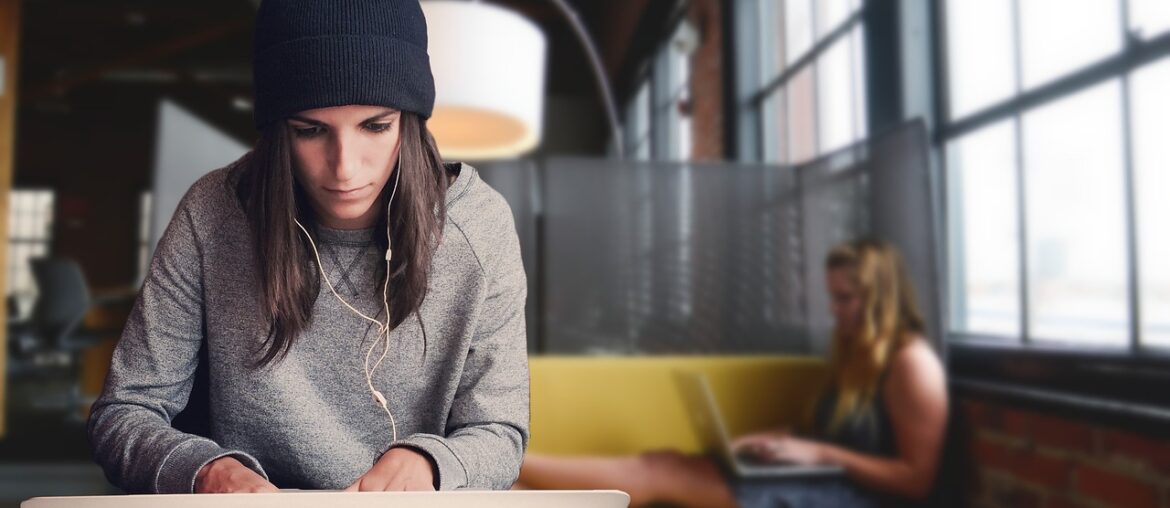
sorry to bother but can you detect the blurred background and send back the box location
[0,0,1168,507]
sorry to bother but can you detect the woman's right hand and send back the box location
[730,428,791,459]
[194,456,279,493]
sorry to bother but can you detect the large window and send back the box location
[6,189,55,315]
[1132,55,1170,347]
[943,0,1170,351]
[625,81,652,161]
[753,0,867,164]
[623,16,694,161]
[653,20,694,161]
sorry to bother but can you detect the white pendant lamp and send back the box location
[421,1,547,160]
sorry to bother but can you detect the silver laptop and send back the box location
[22,490,630,508]
[673,370,845,479]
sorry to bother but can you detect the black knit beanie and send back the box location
[251,0,436,130]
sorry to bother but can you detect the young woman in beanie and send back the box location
[87,0,529,494]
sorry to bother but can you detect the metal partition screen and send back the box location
[479,120,938,355]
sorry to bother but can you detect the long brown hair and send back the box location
[820,239,926,431]
[230,112,449,368]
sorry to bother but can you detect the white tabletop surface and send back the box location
[22,490,630,508]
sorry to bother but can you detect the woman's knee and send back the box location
[635,450,733,507]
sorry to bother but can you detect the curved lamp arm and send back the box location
[544,0,626,159]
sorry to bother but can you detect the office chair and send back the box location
[6,258,107,417]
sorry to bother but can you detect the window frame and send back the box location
[745,0,867,164]
[937,0,1170,419]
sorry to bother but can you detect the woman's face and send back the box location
[287,105,402,229]
[827,268,864,336]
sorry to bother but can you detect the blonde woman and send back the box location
[517,239,948,508]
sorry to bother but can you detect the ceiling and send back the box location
[16,0,646,143]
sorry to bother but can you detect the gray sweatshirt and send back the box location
[87,158,530,494]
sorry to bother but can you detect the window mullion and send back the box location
[1120,0,1142,354]
[1011,0,1030,346]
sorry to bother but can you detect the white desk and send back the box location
[23,490,629,507]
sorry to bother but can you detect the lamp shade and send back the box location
[421,1,547,160]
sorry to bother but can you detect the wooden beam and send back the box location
[0,0,23,439]
[27,18,247,101]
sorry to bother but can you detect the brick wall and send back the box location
[962,398,1170,508]
[686,0,724,161]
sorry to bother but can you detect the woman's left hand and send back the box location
[344,448,437,492]
[752,436,828,466]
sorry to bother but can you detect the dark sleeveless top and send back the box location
[810,370,915,508]
[811,372,897,458]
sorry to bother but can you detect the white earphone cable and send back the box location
[292,163,403,445]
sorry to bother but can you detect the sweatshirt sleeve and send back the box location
[86,188,268,494]
[392,204,531,490]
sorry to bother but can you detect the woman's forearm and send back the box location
[818,442,934,500]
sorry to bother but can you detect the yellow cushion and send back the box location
[528,355,828,456]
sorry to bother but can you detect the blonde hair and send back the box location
[818,239,926,432]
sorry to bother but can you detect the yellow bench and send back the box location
[528,356,828,456]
